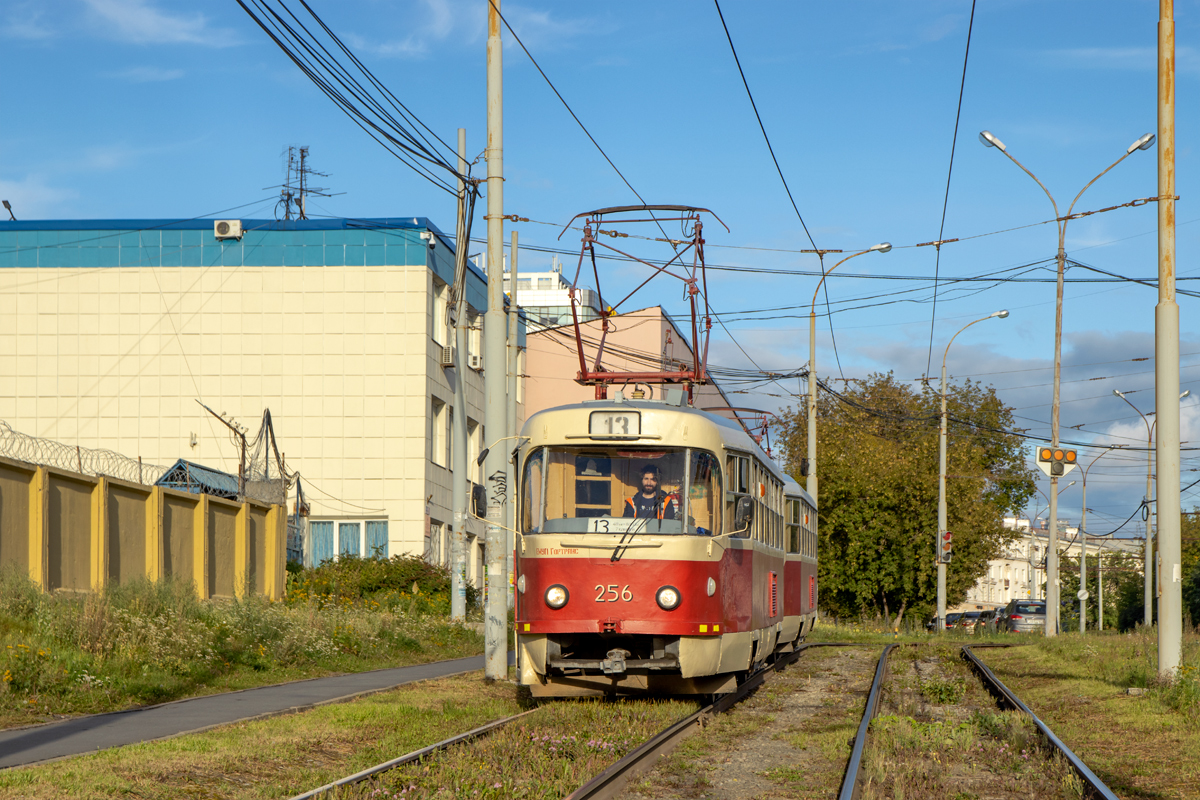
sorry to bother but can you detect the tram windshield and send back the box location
[522,447,722,536]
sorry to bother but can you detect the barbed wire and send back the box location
[0,418,290,505]
[0,420,168,486]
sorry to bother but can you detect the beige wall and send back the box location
[0,263,487,559]
[524,306,734,417]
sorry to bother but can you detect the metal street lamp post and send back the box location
[806,243,891,500]
[936,310,1009,632]
[1113,388,1188,627]
[1080,446,1120,633]
[980,129,1155,636]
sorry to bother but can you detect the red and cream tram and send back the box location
[514,392,818,697]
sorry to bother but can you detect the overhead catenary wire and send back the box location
[925,0,978,377]
[237,0,467,195]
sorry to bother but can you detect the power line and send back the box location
[926,0,978,377]
[484,0,675,247]
[712,1,817,253]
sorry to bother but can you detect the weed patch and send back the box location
[0,560,482,729]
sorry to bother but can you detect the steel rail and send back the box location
[565,642,845,800]
[836,644,896,800]
[962,645,1121,800]
[286,708,540,800]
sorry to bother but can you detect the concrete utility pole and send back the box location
[483,0,508,680]
[507,231,520,609]
[1157,0,1183,678]
[450,128,469,622]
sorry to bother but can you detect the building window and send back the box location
[432,397,447,467]
[517,278,532,291]
[433,278,449,346]
[339,522,361,556]
[538,277,554,290]
[308,519,388,565]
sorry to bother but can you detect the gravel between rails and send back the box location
[619,646,880,799]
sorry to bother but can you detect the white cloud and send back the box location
[343,0,597,59]
[81,0,236,46]
[0,176,79,219]
[103,65,185,82]
[2,4,55,40]
[1045,45,1200,76]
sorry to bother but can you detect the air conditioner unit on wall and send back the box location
[440,346,454,367]
[214,220,243,240]
[468,354,483,371]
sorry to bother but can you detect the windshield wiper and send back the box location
[611,497,659,562]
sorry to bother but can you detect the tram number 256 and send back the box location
[595,584,633,602]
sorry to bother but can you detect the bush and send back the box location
[285,554,481,614]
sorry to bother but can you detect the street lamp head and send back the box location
[1182,389,1191,399]
[979,130,1006,151]
[991,309,1010,319]
[1113,389,1126,399]
[869,242,892,253]
[1128,133,1156,153]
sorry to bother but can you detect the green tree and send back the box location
[778,372,1035,627]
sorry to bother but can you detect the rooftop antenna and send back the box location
[263,146,339,221]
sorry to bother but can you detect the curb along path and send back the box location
[0,653,512,769]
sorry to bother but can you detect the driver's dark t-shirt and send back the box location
[624,491,677,520]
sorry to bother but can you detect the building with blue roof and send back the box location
[0,216,523,582]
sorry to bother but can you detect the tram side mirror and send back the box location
[734,496,754,535]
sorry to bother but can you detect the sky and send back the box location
[4,0,1200,540]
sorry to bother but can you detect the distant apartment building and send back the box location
[959,516,1142,610]
[502,256,602,332]
[522,305,743,423]
[0,217,523,585]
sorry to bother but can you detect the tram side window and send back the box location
[725,454,750,537]
[690,451,722,536]
[786,499,801,554]
[523,448,545,533]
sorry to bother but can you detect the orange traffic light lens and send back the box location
[1054,450,1064,461]
[1040,448,1052,460]
[1065,450,1077,462]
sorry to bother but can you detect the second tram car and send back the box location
[514,392,818,697]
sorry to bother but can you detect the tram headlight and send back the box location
[517,574,526,594]
[656,585,681,611]
[544,584,569,609]
[706,577,717,597]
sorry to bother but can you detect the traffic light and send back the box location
[939,531,953,563]
[1036,446,1077,477]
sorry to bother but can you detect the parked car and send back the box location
[960,610,983,634]
[944,612,964,630]
[977,609,998,633]
[1000,600,1047,633]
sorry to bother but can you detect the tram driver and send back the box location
[623,463,679,520]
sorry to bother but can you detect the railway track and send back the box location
[288,643,841,799]
[288,640,1122,800]
[836,643,1121,800]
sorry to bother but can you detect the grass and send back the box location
[345,697,696,800]
[979,627,1200,799]
[0,558,484,729]
[862,642,1083,799]
[0,672,520,799]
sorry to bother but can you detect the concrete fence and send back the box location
[0,454,286,600]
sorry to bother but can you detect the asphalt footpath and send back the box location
[0,652,513,769]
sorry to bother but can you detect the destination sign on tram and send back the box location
[589,411,640,436]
